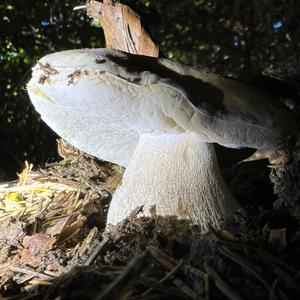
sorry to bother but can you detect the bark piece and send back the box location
[86,0,159,57]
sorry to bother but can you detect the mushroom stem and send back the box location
[107,132,239,229]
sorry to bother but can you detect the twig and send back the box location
[32,198,43,234]
[185,264,206,278]
[218,240,246,252]
[142,259,184,296]
[84,235,111,265]
[135,275,184,297]
[269,278,279,300]
[219,246,272,291]
[28,279,53,286]
[130,295,163,300]
[269,262,300,292]
[95,252,148,300]
[247,246,297,274]
[243,246,300,293]
[278,288,290,300]
[73,5,87,11]
[147,246,201,299]
[184,264,210,300]
[218,237,298,279]
[204,262,245,300]
[147,246,177,270]
[9,266,56,281]
[204,273,210,300]
[78,227,98,257]
[172,278,201,300]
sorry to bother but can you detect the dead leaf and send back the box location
[214,228,237,241]
[86,0,159,57]
[21,233,56,267]
[46,216,70,236]
[57,215,87,243]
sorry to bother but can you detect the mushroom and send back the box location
[27,48,297,229]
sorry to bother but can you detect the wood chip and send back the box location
[86,0,159,57]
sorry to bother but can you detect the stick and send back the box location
[73,5,87,11]
[9,267,56,281]
[95,252,148,300]
[142,259,184,296]
[219,246,272,291]
[204,262,245,300]
[84,236,111,265]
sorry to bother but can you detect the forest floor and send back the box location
[0,138,300,300]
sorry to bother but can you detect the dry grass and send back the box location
[0,145,122,296]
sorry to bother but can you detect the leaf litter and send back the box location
[0,139,300,300]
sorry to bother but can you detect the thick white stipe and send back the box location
[107,132,239,229]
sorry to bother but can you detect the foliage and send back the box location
[0,0,299,179]
[0,0,103,179]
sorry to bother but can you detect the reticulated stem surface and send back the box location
[107,132,239,229]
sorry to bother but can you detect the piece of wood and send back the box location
[86,0,159,57]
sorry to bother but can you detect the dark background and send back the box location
[1,0,299,180]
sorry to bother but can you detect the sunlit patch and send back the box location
[27,86,54,103]
[164,116,178,128]
[273,20,283,29]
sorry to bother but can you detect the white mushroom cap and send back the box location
[27,49,297,168]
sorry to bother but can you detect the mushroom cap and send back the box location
[27,48,297,166]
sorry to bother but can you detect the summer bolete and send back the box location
[27,49,297,229]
